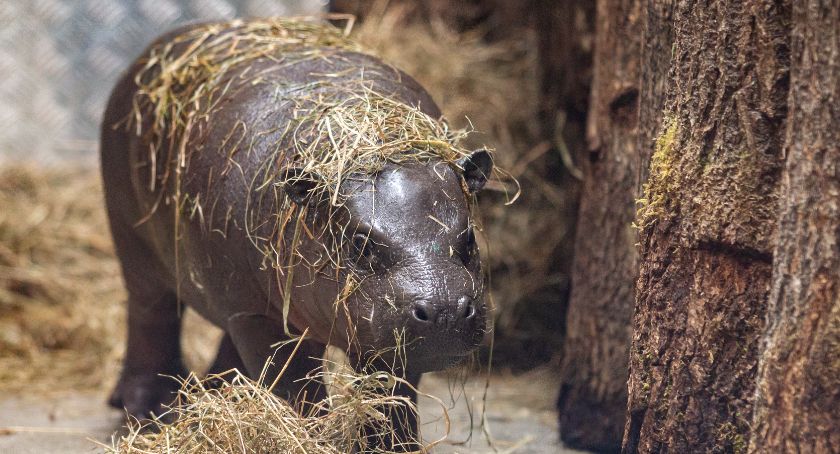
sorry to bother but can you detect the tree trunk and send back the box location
[556,0,640,451]
[624,1,789,452]
[636,0,675,184]
[749,2,840,452]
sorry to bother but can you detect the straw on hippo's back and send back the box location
[101,18,494,450]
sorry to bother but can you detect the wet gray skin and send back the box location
[312,161,488,372]
[101,21,493,451]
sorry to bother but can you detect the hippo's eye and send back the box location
[352,234,373,260]
[458,227,477,265]
[349,233,381,271]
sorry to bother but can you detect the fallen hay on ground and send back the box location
[0,165,220,392]
[107,366,446,454]
[0,165,124,392]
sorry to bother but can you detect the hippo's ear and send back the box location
[282,168,318,205]
[457,149,494,193]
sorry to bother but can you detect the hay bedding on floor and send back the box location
[104,364,452,454]
[0,8,560,453]
[0,166,125,392]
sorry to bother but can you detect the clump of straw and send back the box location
[0,165,226,392]
[286,88,474,206]
[133,17,360,142]
[0,166,125,392]
[130,16,485,210]
[107,366,446,454]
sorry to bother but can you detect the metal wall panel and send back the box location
[0,0,325,163]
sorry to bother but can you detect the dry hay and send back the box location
[0,165,124,391]
[107,363,447,454]
[0,166,222,392]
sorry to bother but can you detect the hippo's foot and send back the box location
[108,369,185,420]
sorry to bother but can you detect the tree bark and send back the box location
[749,2,840,452]
[624,1,789,452]
[636,0,674,184]
[557,0,640,451]
[534,0,593,152]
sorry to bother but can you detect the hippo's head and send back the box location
[284,150,492,373]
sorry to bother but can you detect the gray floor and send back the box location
[0,368,588,453]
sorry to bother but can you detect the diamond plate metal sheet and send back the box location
[0,0,326,163]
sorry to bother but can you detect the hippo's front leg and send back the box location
[352,356,424,452]
[227,312,327,411]
[381,371,423,452]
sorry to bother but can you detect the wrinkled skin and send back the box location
[285,162,488,363]
[101,23,490,450]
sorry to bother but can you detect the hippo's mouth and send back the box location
[396,331,483,372]
[408,348,474,372]
[361,319,483,373]
[359,296,487,373]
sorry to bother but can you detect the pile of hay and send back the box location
[0,166,222,391]
[0,166,124,391]
[107,367,441,454]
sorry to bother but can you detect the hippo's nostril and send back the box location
[413,306,431,323]
[456,295,474,320]
[464,302,476,319]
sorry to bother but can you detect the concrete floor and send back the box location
[0,368,588,453]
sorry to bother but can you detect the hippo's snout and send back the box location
[364,259,487,372]
[411,295,477,327]
[404,292,484,370]
[354,257,487,373]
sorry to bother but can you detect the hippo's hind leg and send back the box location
[101,72,186,419]
[106,219,186,419]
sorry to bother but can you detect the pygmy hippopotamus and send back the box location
[100,18,494,449]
